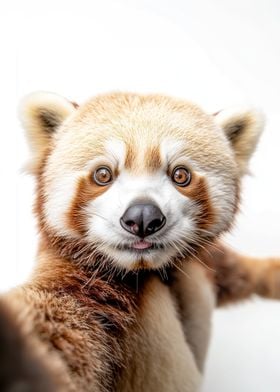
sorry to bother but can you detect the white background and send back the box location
[1,0,280,391]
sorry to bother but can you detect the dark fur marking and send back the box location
[38,109,61,133]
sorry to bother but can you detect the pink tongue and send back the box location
[132,241,152,250]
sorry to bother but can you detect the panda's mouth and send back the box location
[131,240,153,250]
[117,240,165,253]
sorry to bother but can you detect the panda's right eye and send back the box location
[92,166,113,186]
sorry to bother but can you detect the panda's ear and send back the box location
[19,92,78,174]
[214,107,265,175]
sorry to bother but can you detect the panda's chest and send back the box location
[117,276,203,392]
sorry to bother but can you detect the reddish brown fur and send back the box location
[34,153,51,233]
[125,143,161,173]
[67,175,109,235]
[144,146,162,172]
[176,173,216,230]
[35,157,111,237]
[124,143,134,170]
[200,241,280,306]
[21,243,144,391]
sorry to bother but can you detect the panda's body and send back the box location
[3,254,213,391]
[1,92,280,391]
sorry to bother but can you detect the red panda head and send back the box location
[19,92,264,271]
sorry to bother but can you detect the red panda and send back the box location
[1,91,280,391]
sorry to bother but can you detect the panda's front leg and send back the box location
[169,261,216,372]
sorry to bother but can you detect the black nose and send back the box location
[120,203,166,237]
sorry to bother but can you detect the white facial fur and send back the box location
[86,170,196,269]
[42,137,237,271]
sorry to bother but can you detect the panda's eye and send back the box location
[93,167,113,186]
[171,166,192,187]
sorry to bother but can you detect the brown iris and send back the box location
[171,166,192,187]
[93,166,113,186]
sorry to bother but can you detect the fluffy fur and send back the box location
[1,91,279,391]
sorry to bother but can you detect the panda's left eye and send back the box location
[92,166,113,186]
[171,166,192,187]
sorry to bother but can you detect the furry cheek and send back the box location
[67,175,111,236]
[42,173,84,238]
[174,173,216,232]
[174,171,239,238]
[205,174,240,235]
[42,171,111,239]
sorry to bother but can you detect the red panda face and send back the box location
[21,92,263,271]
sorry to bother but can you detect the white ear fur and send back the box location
[214,107,265,175]
[19,91,77,174]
